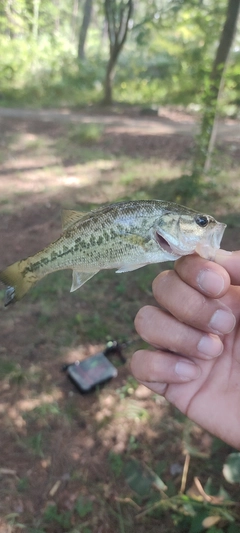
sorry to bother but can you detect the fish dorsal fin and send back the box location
[62,209,85,231]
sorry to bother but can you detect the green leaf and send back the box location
[123,458,166,497]
[228,524,240,533]
[223,453,240,484]
[207,526,224,533]
[108,451,124,478]
[189,510,210,533]
[217,485,231,501]
[75,496,93,518]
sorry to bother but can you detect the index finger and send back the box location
[174,254,231,297]
[214,250,240,286]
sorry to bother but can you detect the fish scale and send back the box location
[0,199,226,306]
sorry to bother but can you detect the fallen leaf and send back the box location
[49,480,61,496]
[202,515,221,528]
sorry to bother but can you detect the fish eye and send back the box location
[195,214,209,227]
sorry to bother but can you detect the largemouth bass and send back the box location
[0,200,226,306]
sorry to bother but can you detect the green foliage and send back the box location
[25,402,61,421]
[0,34,105,107]
[223,453,240,484]
[42,499,92,531]
[25,432,45,457]
[0,360,26,384]
[17,477,29,492]
[108,451,124,478]
[116,376,139,399]
[0,359,18,379]
[228,525,240,533]
[74,496,93,518]
[43,503,72,529]
[0,0,239,110]
[67,123,104,144]
[123,458,167,497]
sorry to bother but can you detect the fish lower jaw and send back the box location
[195,242,219,260]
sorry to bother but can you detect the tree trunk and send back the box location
[103,56,116,105]
[102,0,133,105]
[33,0,41,40]
[193,0,240,177]
[53,0,60,37]
[78,0,93,60]
[71,0,79,43]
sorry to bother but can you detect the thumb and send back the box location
[214,250,240,285]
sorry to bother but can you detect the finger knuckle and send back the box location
[152,270,173,296]
[144,355,160,382]
[179,293,207,324]
[134,305,154,334]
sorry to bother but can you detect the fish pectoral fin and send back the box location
[70,270,99,292]
[62,209,86,231]
[116,263,147,273]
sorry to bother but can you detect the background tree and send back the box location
[78,0,93,60]
[193,0,240,177]
[0,0,240,115]
[103,0,133,105]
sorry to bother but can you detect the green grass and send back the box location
[0,359,28,384]
[22,432,45,458]
[54,124,107,165]
[43,504,72,529]
[67,123,104,144]
[17,477,29,492]
[0,359,18,379]
[24,402,62,421]
[108,451,124,478]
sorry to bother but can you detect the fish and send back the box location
[0,199,226,306]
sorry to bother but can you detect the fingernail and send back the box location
[197,334,223,358]
[197,269,224,296]
[175,361,201,381]
[209,309,236,334]
[139,381,167,395]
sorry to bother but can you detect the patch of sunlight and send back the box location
[10,132,53,155]
[64,343,104,364]
[17,389,63,411]
[63,175,84,186]
[0,388,63,429]
[95,159,118,170]
[94,388,162,454]
[0,158,119,199]
[70,435,95,461]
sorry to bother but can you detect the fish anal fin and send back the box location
[62,209,85,231]
[70,270,99,292]
[116,263,147,273]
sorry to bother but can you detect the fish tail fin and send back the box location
[0,260,38,306]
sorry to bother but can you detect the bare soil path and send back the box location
[0,105,239,141]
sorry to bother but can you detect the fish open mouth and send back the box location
[155,230,184,256]
[155,231,174,253]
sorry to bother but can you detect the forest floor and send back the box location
[0,106,240,533]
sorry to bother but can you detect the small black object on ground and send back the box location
[62,340,128,393]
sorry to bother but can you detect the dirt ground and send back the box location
[0,107,240,533]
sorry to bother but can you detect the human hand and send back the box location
[131,251,240,449]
